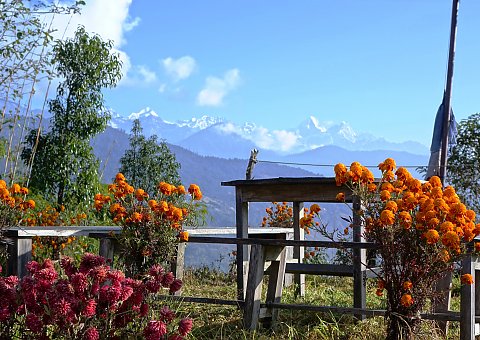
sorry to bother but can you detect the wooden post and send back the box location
[245,149,258,180]
[263,246,287,329]
[293,201,305,297]
[352,195,366,321]
[243,244,265,330]
[99,238,115,264]
[236,188,249,301]
[171,242,186,296]
[460,249,475,340]
[6,237,32,278]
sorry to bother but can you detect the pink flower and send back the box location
[160,306,175,323]
[60,256,77,277]
[168,335,184,340]
[145,279,161,293]
[82,299,97,317]
[161,272,174,287]
[107,270,125,284]
[0,306,11,322]
[120,285,133,301]
[83,327,100,340]
[79,253,105,273]
[140,303,149,317]
[144,320,167,340]
[72,273,89,293]
[178,318,193,336]
[26,313,43,333]
[149,264,165,278]
[169,279,183,294]
[26,261,41,275]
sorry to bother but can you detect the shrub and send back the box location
[0,253,193,339]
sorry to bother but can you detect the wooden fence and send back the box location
[3,176,480,339]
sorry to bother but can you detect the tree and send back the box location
[447,113,480,215]
[119,119,181,196]
[22,26,122,207]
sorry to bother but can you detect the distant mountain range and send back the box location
[109,107,430,159]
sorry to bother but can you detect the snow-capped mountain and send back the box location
[108,107,429,158]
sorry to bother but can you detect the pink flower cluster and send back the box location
[0,254,193,339]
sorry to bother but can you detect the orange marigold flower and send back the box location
[380,209,395,226]
[442,230,460,250]
[403,281,413,291]
[398,211,412,229]
[427,217,440,229]
[176,185,187,195]
[159,182,174,195]
[20,187,28,195]
[395,167,411,181]
[179,231,189,242]
[26,199,35,209]
[10,183,21,194]
[421,181,433,193]
[400,293,414,307]
[429,176,442,188]
[440,249,451,262]
[379,158,396,172]
[380,190,391,201]
[424,229,440,244]
[334,163,348,186]
[450,202,467,217]
[385,201,398,213]
[336,192,345,202]
[0,180,6,189]
[440,221,455,233]
[148,199,158,209]
[381,182,394,192]
[135,188,148,201]
[461,274,474,285]
[443,186,457,199]
[383,170,395,181]
[172,207,183,221]
[375,288,384,297]
[188,184,202,200]
[406,178,422,193]
[377,279,385,290]
[430,187,443,199]
[475,242,480,253]
[310,204,321,214]
[466,210,476,222]
[367,183,377,192]
[115,173,126,182]
[361,167,374,184]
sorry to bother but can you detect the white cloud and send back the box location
[137,65,157,83]
[162,56,196,81]
[196,69,240,107]
[123,17,141,32]
[249,127,300,152]
[49,0,139,83]
[158,83,167,93]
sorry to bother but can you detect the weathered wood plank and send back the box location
[284,263,353,276]
[222,177,352,203]
[263,246,287,329]
[243,244,266,330]
[6,238,32,277]
[171,242,186,296]
[460,252,475,340]
[236,189,249,301]
[293,202,305,297]
[99,238,115,263]
[352,195,366,321]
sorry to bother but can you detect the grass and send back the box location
[170,268,464,339]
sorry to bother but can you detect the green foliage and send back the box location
[447,113,480,215]
[119,119,181,196]
[22,26,122,208]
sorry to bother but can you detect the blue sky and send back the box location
[51,0,480,148]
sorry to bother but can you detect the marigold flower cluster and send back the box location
[94,174,203,274]
[0,254,193,338]
[0,180,36,232]
[261,202,294,228]
[334,157,478,319]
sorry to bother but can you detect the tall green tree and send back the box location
[447,113,480,215]
[22,26,122,207]
[119,119,181,195]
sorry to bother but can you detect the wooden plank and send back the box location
[6,226,121,237]
[7,238,32,278]
[284,263,353,276]
[263,246,287,329]
[433,272,453,336]
[352,195,366,321]
[187,236,378,249]
[236,188,249,301]
[99,238,115,264]
[460,252,475,340]
[293,202,305,297]
[243,244,266,330]
[171,242,186,296]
